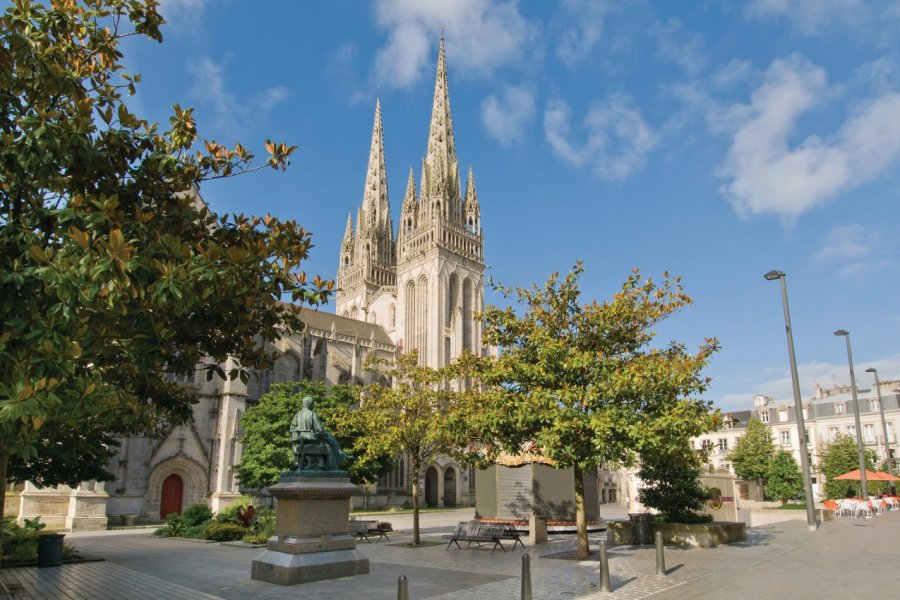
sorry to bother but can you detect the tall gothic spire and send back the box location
[361,99,391,239]
[423,37,459,202]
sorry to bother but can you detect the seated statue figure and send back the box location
[289,396,348,472]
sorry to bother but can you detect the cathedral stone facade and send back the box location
[11,39,484,527]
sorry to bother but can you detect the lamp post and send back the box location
[764,270,817,530]
[834,330,868,499]
[865,368,893,484]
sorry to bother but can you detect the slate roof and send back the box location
[296,306,395,347]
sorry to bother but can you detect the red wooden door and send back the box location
[160,474,184,519]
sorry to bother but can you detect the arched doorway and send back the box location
[443,467,457,507]
[160,474,184,519]
[424,466,439,507]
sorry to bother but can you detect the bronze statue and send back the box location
[289,396,348,472]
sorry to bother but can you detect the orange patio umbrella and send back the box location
[834,468,900,481]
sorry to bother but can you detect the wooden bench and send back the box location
[349,520,390,543]
[443,520,525,554]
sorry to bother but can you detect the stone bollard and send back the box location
[397,574,409,600]
[529,515,548,545]
[521,553,532,600]
[655,530,666,576]
[598,540,612,593]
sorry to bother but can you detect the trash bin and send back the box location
[37,533,65,567]
[628,513,653,545]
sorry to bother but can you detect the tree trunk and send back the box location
[573,464,589,559]
[411,459,421,546]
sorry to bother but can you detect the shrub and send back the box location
[215,496,255,526]
[2,517,46,561]
[182,521,212,539]
[203,522,246,542]
[638,447,713,524]
[181,503,214,527]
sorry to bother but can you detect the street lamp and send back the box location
[764,270,817,530]
[834,330,868,499]
[865,368,893,483]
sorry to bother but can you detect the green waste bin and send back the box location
[37,533,65,567]
[628,513,653,545]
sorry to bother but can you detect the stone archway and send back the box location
[443,467,457,507]
[146,455,208,521]
[424,466,439,508]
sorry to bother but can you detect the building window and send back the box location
[828,427,839,441]
[847,425,856,437]
[864,424,875,442]
[761,410,770,423]
[780,430,791,446]
[778,409,788,422]
[835,403,846,415]
[870,399,881,412]
[717,438,728,453]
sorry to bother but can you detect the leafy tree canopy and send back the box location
[638,444,712,523]
[0,0,331,516]
[727,417,774,482]
[237,381,393,489]
[765,450,803,505]
[339,351,474,545]
[469,263,719,557]
[821,434,876,499]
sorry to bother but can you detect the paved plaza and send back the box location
[3,507,900,599]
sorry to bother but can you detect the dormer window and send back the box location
[761,410,770,423]
[835,403,846,415]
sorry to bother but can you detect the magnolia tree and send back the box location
[0,1,332,521]
[469,264,719,558]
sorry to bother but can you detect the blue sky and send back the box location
[122,0,900,411]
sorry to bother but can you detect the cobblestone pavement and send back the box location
[3,508,900,599]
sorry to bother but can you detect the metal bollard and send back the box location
[599,540,612,593]
[655,530,666,576]
[397,574,409,600]
[521,552,532,600]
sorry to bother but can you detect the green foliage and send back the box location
[469,264,719,555]
[727,418,775,483]
[1,517,63,562]
[182,521,212,539]
[638,446,713,523]
[765,451,804,505]
[181,503,213,527]
[243,507,276,544]
[344,351,476,545]
[821,434,877,499]
[0,0,332,515]
[203,522,246,542]
[237,382,393,488]
[214,496,255,525]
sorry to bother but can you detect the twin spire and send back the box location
[341,37,480,258]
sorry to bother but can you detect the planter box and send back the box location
[606,519,746,548]
[748,508,833,527]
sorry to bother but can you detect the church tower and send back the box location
[395,37,485,368]
[335,38,485,369]
[336,100,397,323]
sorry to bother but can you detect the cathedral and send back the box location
[9,39,485,528]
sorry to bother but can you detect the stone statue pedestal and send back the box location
[251,475,369,585]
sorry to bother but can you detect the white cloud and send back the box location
[481,85,536,145]
[544,95,657,181]
[717,353,900,411]
[812,224,872,264]
[812,224,896,279]
[716,55,900,220]
[650,18,706,75]
[188,57,290,137]
[158,0,209,30]
[371,0,536,89]
[743,0,868,34]
[556,0,614,66]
